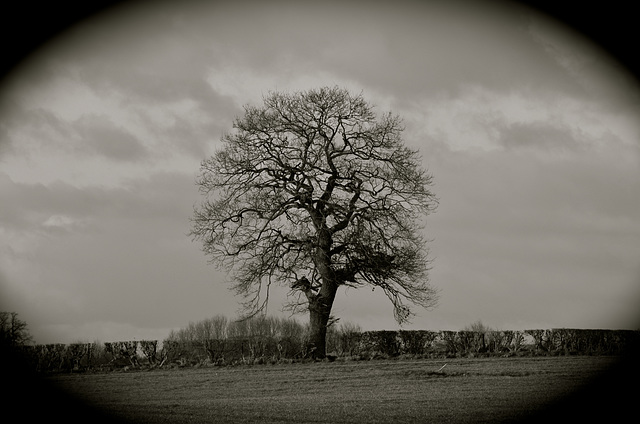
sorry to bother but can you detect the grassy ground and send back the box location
[43,355,634,423]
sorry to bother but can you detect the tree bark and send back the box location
[305,227,339,359]
[307,287,337,359]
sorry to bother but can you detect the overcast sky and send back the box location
[1,0,639,344]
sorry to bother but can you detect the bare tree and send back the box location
[462,320,491,353]
[0,311,33,348]
[191,87,438,358]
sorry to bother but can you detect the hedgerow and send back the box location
[9,316,639,374]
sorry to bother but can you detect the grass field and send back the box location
[40,355,635,423]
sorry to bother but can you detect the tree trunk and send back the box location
[307,285,338,359]
[306,230,338,359]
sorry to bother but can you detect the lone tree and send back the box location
[191,87,438,358]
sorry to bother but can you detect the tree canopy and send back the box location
[0,311,32,348]
[191,87,438,356]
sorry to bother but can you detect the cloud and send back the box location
[0,102,71,161]
[1,0,639,342]
[0,170,241,342]
[497,121,580,152]
[402,83,640,161]
[417,142,640,330]
[527,12,640,109]
[0,70,223,186]
[42,214,84,233]
[75,114,147,161]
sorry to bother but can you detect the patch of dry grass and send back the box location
[47,356,633,423]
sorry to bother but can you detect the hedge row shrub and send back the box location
[11,327,639,373]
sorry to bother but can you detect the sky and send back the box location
[1,0,639,344]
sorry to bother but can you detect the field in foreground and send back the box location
[37,356,637,423]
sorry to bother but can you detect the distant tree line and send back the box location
[2,312,639,374]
